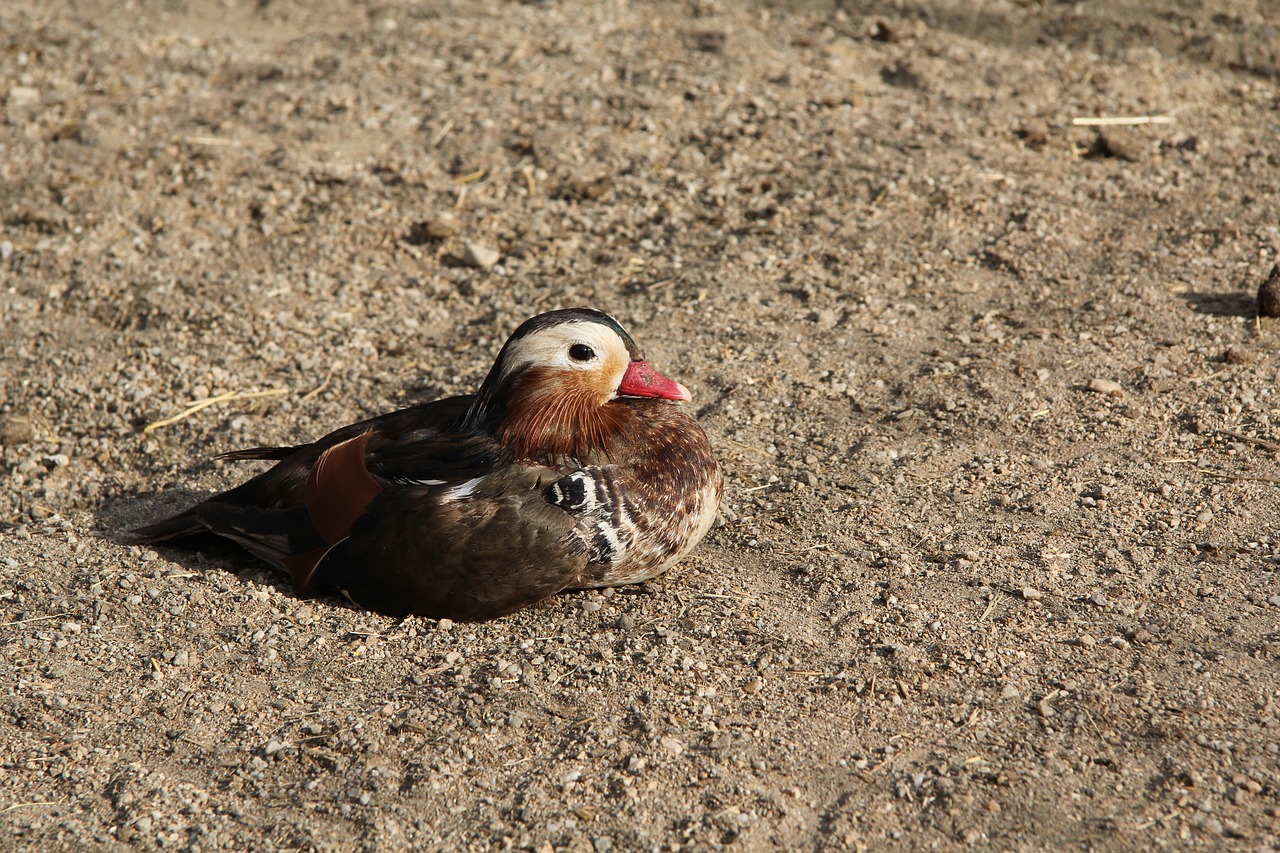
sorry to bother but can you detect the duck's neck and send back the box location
[467,367,627,465]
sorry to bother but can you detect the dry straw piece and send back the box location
[143,389,288,434]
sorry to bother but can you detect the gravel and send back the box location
[2,0,1279,850]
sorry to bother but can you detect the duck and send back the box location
[135,308,723,621]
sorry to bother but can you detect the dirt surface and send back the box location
[3,0,1280,849]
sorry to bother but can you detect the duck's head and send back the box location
[465,308,690,461]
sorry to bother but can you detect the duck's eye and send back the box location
[568,343,596,362]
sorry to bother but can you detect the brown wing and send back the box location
[133,396,473,541]
[278,431,384,592]
[305,432,382,544]
[309,485,589,621]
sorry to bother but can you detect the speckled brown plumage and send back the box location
[135,308,723,621]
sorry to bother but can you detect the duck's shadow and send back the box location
[1184,290,1256,318]
[97,491,334,607]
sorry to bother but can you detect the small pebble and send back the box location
[742,677,763,695]
[423,212,459,239]
[1086,378,1123,396]
[1222,346,1251,365]
[460,241,500,269]
[1094,127,1143,161]
[1020,587,1042,601]
[8,85,39,105]
[0,415,37,444]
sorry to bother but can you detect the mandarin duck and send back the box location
[135,308,723,621]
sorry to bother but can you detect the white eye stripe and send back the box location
[499,323,628,376]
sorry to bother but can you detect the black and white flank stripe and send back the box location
[544,466,637,565]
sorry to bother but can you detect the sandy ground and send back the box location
[3,0,1280,849]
